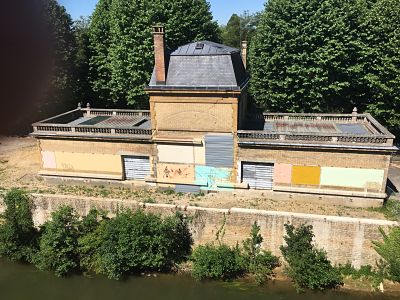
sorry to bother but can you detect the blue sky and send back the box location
[58,0,265,24]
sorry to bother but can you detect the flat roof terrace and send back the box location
[239,110,397,151]
[32,105,152,141]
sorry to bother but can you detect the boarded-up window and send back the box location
[291,166,321,185]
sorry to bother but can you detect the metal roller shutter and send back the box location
[205,134,234,168]
[175,184,201,194]
[242,162,274,190]
[123,156,150,180]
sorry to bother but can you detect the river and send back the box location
[0,259,397,300]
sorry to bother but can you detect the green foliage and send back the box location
[34,206,80,277]
[72,17,92,105]
[191,244,245,280]
[280,224,343,292]
[88,0,220,109]
[250,0,369,114]
[249,0,399,135]
[242,222,280,284]
[368,198,400,221]
[361,0,400,137]
[221,12,261,48]
[0,189,37,263]
[373,227,400,282]
[192,222,279,283]
[79,210,192,280]
[39,0,76,117]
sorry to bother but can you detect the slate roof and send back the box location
[148,41,249,90]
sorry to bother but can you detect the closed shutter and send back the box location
[242,162,274,190]
[205,134,234,168]
[123,156,150,180]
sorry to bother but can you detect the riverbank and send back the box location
[1,259,399,299]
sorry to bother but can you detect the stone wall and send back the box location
[0,193,397,267]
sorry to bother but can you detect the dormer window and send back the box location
[195,42,204,50]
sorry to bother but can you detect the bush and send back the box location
[242,222,280,284]
[280,224,343,292]
[79,210,192,280]
[191,244,245,280]
[373,227,400,282]
[0,189,37,262]
[34,206,80,277]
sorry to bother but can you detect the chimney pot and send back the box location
[152,25,166,84]
[241,41,248,69]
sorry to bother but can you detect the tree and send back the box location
[280,224,343,292]
[222,14,242,48]
[34,206,80,277]
[373,227,400,282]
[72,17,92,106]
[0,189,37,263]
[249,0,370,114]
[39,0,76,117]
[88,0,220,109]
[221,12,261,48]
[361,0,400,137]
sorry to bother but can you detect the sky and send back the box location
[58,0,266,24]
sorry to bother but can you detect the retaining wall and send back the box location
[0,193,397,268]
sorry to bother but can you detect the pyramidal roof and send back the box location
[148,40,249,90]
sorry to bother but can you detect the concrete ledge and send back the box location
[39,170,123,180]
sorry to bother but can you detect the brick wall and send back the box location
[2,193,395,267]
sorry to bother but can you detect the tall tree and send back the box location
[88,0,220,108]
[39,0,76,116]
[222,14,242,48]
[362,0,400,137]
[72,17,92,106]
[249,0,370,114]
[221,12,261,48]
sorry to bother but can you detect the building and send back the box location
[32,26,397,206]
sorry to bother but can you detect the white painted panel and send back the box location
[320,167,384,188]
[157,145,194,164]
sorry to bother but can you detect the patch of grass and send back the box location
[368,198,400,221]
[144,198,157,204]
[162,189,175,195]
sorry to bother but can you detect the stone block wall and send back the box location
[1,193,396,268]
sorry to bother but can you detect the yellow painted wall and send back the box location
[292,166,321,185]
[157,145,194,164]
[320,167,384,189]
[54,152,122,175]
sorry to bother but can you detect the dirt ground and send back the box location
[0,136,396,220]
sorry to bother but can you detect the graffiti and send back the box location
[157,163,195,182]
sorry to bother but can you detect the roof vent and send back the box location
[195,42,204,50]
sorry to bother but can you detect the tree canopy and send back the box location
[249,0,399,136]
[221,12,261,48]
[88,0,220,108]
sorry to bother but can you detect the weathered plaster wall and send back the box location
[1,193,396,268]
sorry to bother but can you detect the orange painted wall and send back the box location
[291,166,321,185]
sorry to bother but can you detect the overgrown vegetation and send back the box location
[369,198,400,221]
[280,224,343,292]
[373,227,400,282]
[191,222,279,284]
[0,189,37,263]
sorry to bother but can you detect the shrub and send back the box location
[79,210,192,280]
[191,244,245,280]
[0,189,37,262]
[34,206,80,277]
[373,227,400,282]
[280,224,343,292]
[242,222,280,284]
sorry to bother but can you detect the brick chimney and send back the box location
[152,25,166,84]
[241,41,247,69]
